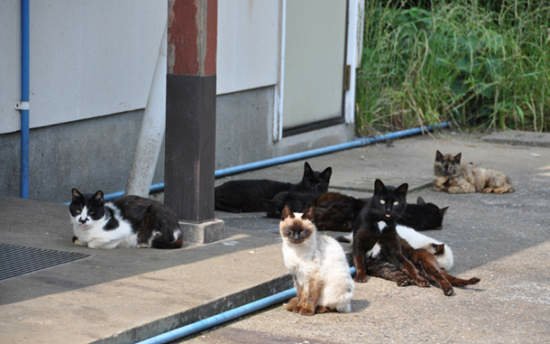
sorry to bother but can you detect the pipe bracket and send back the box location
[15,101,30,111]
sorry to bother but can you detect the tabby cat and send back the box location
[434,150,514,194]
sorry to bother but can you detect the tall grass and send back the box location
[356,0,550,134]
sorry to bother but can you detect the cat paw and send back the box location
[72,237,85,246]
[396,278,413,287]
[284,297,300,312]
[468,277,481,285]
[415,278,430,288]
[443,287,455,296]
[298,305,316,316]
[354,274,369,283]
[316,306,334,314]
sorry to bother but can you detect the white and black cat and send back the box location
[279,206,354,315]
[69,188,183,249]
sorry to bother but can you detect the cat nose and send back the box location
[78,217,88,224]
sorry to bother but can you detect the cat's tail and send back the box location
[151,229,184,249]
[334,281,354,313]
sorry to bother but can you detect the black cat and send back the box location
[398,196,448,230]
[215,162,332,213]
[263,168,332,218]
[310,192,447,232]
[352,179,429,287]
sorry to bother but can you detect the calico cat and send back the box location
[215,161,332,212]
[279,206,353,315]
[69,189,183,249]
[434,150,514,194]
[309,192,447,232]
[341,222,454,271]
[352,179,429,286]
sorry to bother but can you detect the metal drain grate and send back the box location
[0,243,89,281]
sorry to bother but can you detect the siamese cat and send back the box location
[280,206,353,315]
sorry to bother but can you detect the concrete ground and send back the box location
[1,131,549,344]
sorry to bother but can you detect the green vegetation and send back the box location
[355,0,549,134]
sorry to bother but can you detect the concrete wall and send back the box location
[0,86,354,202]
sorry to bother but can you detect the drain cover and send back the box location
[0,243,88,281]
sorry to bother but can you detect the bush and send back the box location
[356,0,550,134]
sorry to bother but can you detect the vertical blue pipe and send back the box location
[20,0,30,198]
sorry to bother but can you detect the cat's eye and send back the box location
[89,211,95,216]
[76,210,81,214]
[393,201,399,206]
[379,200,385,204]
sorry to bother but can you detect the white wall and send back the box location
[0,0,280,134]
[216,0,280,95]
[0,0,165,134]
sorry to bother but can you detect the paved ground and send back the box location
[1,131,549,343]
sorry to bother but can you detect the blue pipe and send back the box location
[19,0,30,198]
[102,121,449,202]
[136,267,357,344]
[136,288,296,344]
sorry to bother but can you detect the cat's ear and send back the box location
[396,183,409,195]
[439,206,449,216]
[302,207,315,221]
[374,179,385,194]
[93,190,104,202]
[320,167,332,181]
[281,205,294,220]
[71,188,83,200]
[303,161,313,177]
[416,196,426,205]
[435,150,444,162]
[432,243,445,255]
[454,153,462,164]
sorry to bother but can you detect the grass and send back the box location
[355,0,550,135]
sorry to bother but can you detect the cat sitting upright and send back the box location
[434,150,514,194]
[279,206,353,315]
[215,161,332,213]
[352,179,429,287]
[70,189,183,249]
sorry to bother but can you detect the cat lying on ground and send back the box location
[434,150,514,194]
[69,188,183,249]
[365,238,479,296]
[309,192,447,232]
[215,162,332,213]
[279,206,353,315]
